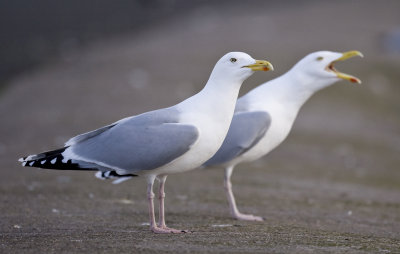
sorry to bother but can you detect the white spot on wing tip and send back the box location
[95,171,105,180]
[50,158,57,164]
[25,155,35,161]
[41,160,46,165]
[18,158,24,162]
[22,162,27,167]
[29,161,34,166]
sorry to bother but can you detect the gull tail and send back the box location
[18,147,96,171]
[19,148,137,184]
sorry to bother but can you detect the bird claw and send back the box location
[233,213,264,221]
[151,226,191,234]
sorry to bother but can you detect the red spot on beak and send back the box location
[263,67,269,71]
[350,78,358,83]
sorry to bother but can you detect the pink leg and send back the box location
[146,176,158,231]
[157,175,189,233]
[146,175,188,234]
[158,175,168,228]
[224,166,264,221]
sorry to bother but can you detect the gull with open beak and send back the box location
[204,50,363,221]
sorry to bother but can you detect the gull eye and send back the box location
[230,58,237,63]
[316,56,323,61]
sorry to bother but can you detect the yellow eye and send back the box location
[230,58,237,63]
[316,56,323,61]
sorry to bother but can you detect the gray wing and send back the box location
[204,111,271,166]
[65,124,117,146]
[69,108,199,172]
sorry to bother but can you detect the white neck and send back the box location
[177,75,243,122]
[243,68,337,114]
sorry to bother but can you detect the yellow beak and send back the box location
[336,50,364,61]
[243,60,274,71]
[331,50,363,84]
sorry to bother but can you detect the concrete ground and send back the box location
[1,1,399,253]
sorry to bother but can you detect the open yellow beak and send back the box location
[243,60,274,72]
[327,50,363,84]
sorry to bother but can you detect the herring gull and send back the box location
[204,50,363,221]
[19,52,273,233]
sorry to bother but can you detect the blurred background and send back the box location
[1,0,399,253]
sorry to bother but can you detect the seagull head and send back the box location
[210,52,273,83]
[292,50,363,86]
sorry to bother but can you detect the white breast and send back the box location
[143,86,239,176]
[228,101,299,167]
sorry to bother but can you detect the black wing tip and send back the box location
[96,171,137,179]
[18,148,94,171]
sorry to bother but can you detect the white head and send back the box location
[290,50,363,91]
[209,52,273,84]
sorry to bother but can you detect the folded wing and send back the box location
[204,111,271,166]
[68,108,200,173]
